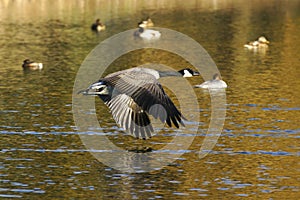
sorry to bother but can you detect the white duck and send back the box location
[134,27,161,40]
[138,17,154,28]
[244,36,269,49]
[195,73,227,89]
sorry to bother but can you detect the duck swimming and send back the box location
[79,67,199,139]
[244,36,269,49]
[91,19,106,32]
[195,73,227,89]
[22,59,43,71]
[134,27,161,40]
[138,17,154,28]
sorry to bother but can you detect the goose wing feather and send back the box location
[102,70,185,128]
[106,94,153,139]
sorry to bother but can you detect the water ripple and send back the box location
[1,147,298,157]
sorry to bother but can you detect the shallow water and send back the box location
[0,0,299,199]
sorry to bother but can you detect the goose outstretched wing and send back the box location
[102,70,185,133]
[106,94,154,139]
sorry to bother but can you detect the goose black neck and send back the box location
[158,70,182,77]
[98,94,111,102]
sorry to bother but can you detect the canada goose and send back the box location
[79,67,199,139]
[195,73,227,89]
[134,27,161,40]
[22,59,43,70]
[138,17,154,28]
[244,36,269,49]
[91,19,106,32]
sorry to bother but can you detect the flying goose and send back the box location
[79,67,199,139]
[194,73,227,89]
[22,59,43,71]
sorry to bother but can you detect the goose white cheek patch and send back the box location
[183,69,193,77]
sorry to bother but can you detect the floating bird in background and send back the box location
[195,73,227,89]
[138,17,154,28]
[22,59,43,71]
[244,36,269,49]
[134,27,161,40]
[79,67,199,139]
[91,19,106,32]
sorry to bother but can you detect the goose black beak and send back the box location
[193,71,200,76]
[77,89,91,95]
[77,82,107,96]
[77,87,100,96]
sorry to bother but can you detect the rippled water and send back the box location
[1,0,299,199]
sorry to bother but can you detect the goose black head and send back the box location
[78,81,110,96]
[178,68,200,77]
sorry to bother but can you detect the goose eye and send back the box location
[96,87,104,92]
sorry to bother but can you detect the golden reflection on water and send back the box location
[0,0,300,199]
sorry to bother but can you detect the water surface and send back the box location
[0,0,299,199]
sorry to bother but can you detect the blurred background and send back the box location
[0,0,299,199]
